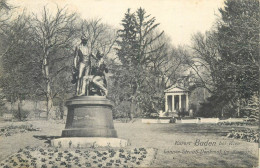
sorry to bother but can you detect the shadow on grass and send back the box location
[33,135,61,144]
[156,124,229,135]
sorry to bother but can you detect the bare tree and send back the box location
[80,19,117,57]
[0,0,11,30]
[31,6,78,119]
[187,31,220,93]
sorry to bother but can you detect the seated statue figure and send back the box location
[89,51,108,96]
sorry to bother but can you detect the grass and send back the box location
[115,121,258,167]
[0,119,258,167]
[0,124,40,137]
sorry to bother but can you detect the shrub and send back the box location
[149,113,159,118]
[0,105,8,117]
[112,101,131,119]
[240,93,259,121]
[177,110,189,117]
[227,128,259,143]
[218,121,258,126]
[190,103,198,117]
[13,109,30,121]
[197,101,220,118]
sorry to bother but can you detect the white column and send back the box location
[172,94,175,111]
[186,93,189,111]
[165,93,168,112]
[171,94,175,112]
[179,94,182,110]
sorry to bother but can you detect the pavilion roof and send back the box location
[164,85,189,93]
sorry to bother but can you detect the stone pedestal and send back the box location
[52,137,128,148]
[61,96,117,138]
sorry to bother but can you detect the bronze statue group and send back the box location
[72,35,108,96]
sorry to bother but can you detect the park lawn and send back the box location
[115,121,258,167]
[0,119,258,167]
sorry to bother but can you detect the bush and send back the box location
[0,105,8,117]
[197,101,221,118]
[227,128,259,143]
[197,94,238,118]
[112,101,131,119]
[218,121,258,126]
[190,103,198,117]
[240,93,259,120]
[150,113,159,118]
[177,110,189,117]
[13,109,30,121]
[0,124,40,137]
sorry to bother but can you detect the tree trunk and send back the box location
[129,98,134,121]
[17,99,22,121]
[43,57,53,120]
[46,93,53,120]
[34,101,38,118]
[10,101,14,114]
[11,97,14,122]
[59,101,64,120]
[237,98,241,117]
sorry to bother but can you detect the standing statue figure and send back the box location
[73,35,92,96]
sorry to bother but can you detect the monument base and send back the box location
[62,96,117,138]
[51,137,128,148]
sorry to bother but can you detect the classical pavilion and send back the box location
[164,86,189,112]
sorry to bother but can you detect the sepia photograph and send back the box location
[0,0,259,167]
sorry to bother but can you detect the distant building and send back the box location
[164,86,189,112]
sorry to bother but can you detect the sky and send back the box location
[9,0,225,46]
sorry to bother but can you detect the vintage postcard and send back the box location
[0,0,259,167]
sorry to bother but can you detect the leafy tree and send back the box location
[216,0,259,117]
[116,9,138,65]
[0,0,12,63]
[0,13,40,120]
[217,0,259,99]
[0,90,7,116]
[114,8,170,119]
[241,93,259,119]
[192,0,259,118]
